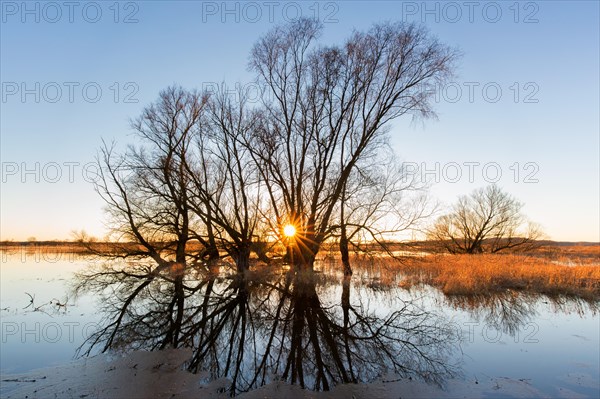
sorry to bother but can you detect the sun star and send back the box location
[283,225,296,238]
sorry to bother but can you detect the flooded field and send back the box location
[1,250,598,398]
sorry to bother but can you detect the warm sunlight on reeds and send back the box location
[398,253,600,301]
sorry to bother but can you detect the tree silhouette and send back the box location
[77,20,461,394]
[89,19,457,274]
[247,18,457,270]
[428,185,543,254]
[336,151,432,274]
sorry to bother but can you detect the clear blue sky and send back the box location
[1,1,598,242]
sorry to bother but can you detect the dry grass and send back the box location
[2,240,598,301]
[529,244,600,265]
[396,254,600,301]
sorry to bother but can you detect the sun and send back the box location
[283,224,297,238]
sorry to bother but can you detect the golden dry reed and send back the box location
[397,253,599,301]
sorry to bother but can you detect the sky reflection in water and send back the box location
[0,252,598,397]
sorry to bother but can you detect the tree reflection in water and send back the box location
[446,292,538,336]
[446,292,599,337]
[75,262,461,395]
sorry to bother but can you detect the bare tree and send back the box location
[72,20,464,396]
[336,150,433,275]
[93,85,267,274]
[188,88,265,272]
[88,86,216,348]
[248,18,457,270]
[94,86,213,262]
[428,185,543,254]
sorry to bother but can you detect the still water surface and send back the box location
[0,250,598,397]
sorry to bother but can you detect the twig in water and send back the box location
[23,292,35,309]
[2,376,46,383]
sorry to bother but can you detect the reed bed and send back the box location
[396,253,600,301]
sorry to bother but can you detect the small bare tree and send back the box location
[428,185,543,254]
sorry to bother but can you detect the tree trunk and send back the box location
[203,245,220,261]
[252,241,272,264]
[204,209,220,261]
[340,232,352,276]
[234,245,251,273]
[339,182,352,276]
[285,225,319,271]
[291,244,316,271]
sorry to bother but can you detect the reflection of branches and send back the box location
[75,261,459,395]
[186,274,258,395]
[260,271,459,390]
[73,259,209,355]
[23,292,35,309]
[342,277,458,386]
[448,292,599,338]
[446,292,538,336]
[544,295,599,316]
[22,292,54,315]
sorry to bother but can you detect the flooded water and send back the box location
[1,250,598,397]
